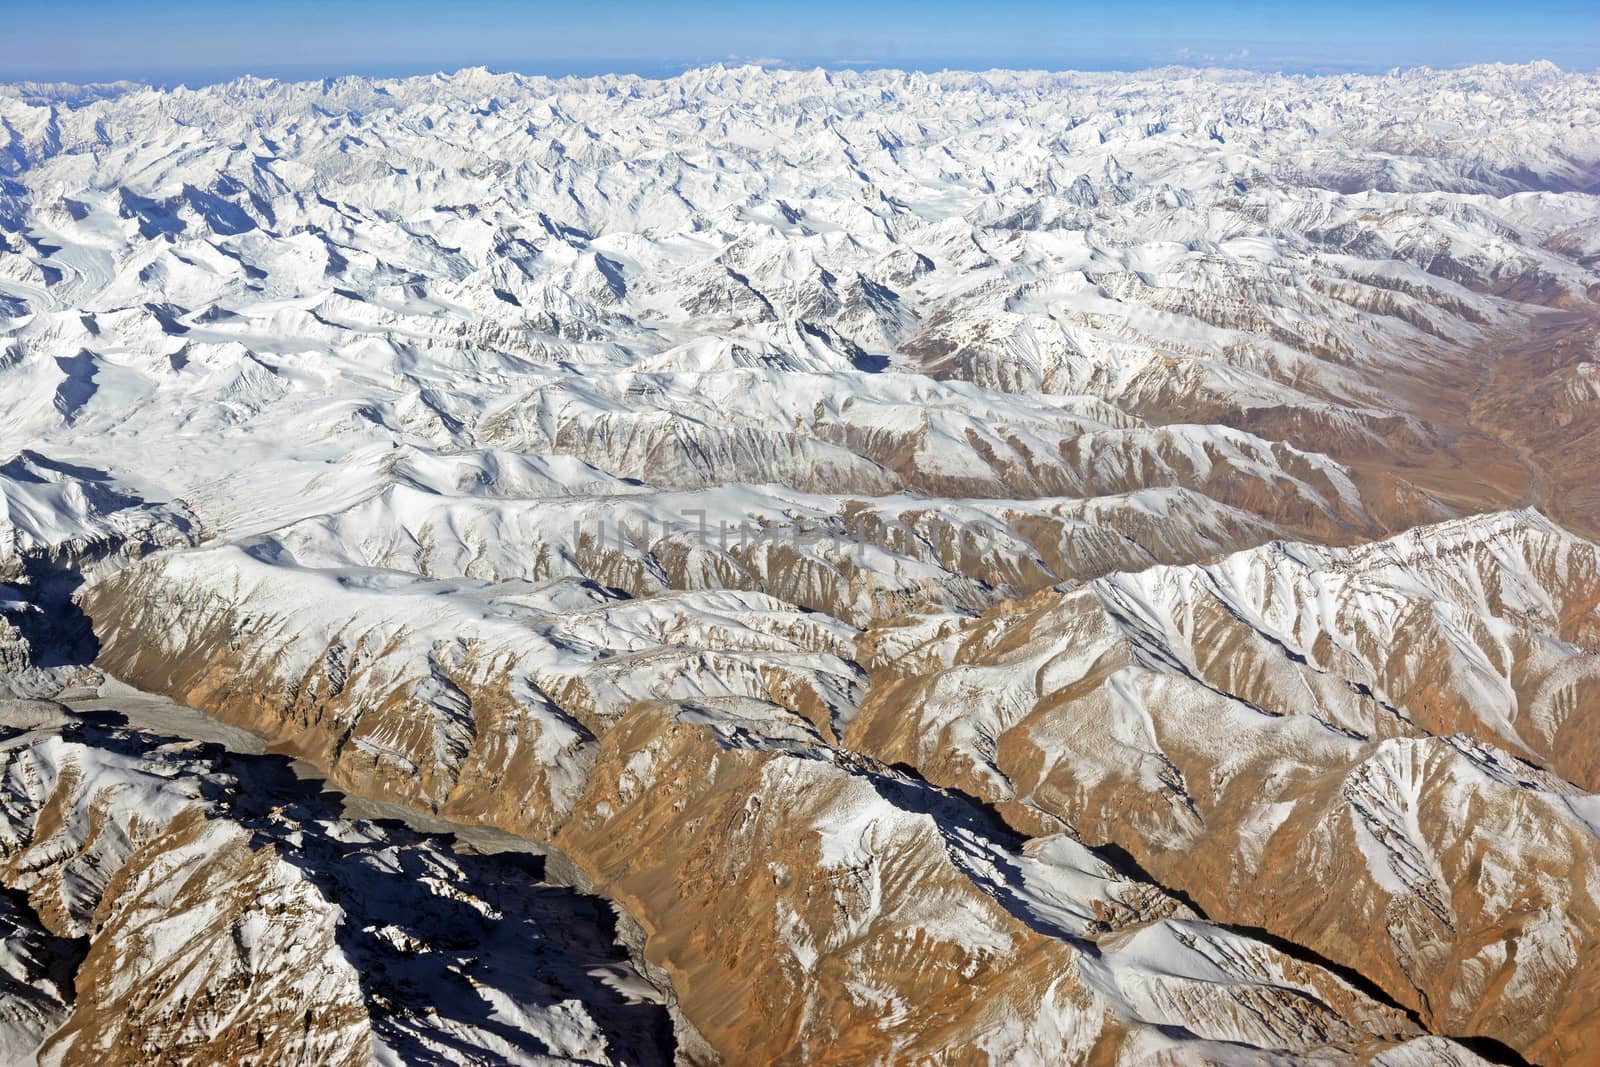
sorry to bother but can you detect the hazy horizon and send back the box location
[3,55,1595,93]
[5,0,1597,86]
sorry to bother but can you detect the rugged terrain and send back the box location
[0,61,1597,1064]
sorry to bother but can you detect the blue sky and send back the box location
[4,0,1597,83]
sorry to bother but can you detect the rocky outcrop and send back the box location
[77,519,1539,1064]
[0,722,677,1066]
[847,510,1600,1061]
[553,700,1481,1065]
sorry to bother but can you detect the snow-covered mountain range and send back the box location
[1,60,1597,1064]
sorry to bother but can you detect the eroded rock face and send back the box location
[0,721,677,1066]
[847,510,1600,1062]
[0,891,75,1066]
[83,548,868,833]
[553,701,1462,1065]
[0,454,194,701]
[73,529,1511,1065]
